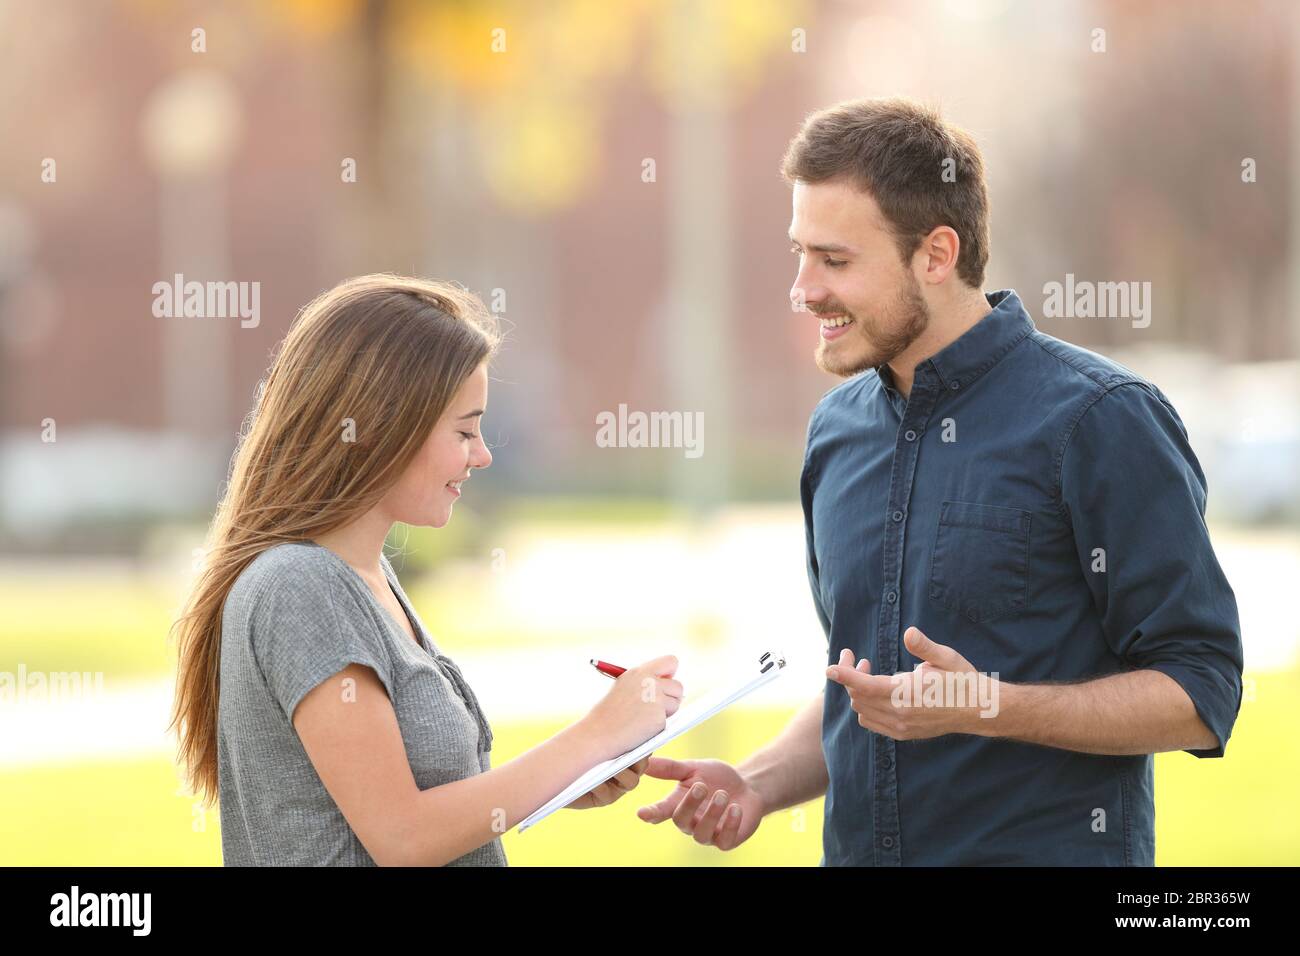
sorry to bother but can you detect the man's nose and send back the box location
[791,282,823,313]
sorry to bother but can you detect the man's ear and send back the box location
[918,225,961,284]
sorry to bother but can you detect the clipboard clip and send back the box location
[759,650,786,674]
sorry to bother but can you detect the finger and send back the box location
[691,789,730,846]
[713,803,745,850]
[853,709,890,734]
[637,784,687,824]
[854,671,900,697]
[658,678,684,700]
[644,654,679,677]
[827,663,886,692]
[857,657,872,674]
[671,781,710,833]
[630,757,651,775]
[904,627,958,668]
[643,756,692,781]
[827,648,856,684]
[856,702,904,734]
[611,766,640,790]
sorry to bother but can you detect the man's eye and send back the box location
[824,258,847,268]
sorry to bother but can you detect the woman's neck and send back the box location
[310,509,393,581]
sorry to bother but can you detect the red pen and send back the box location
[589,658,626,679]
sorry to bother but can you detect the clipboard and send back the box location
[517,651,787,833]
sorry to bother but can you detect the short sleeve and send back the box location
[249,559,396,723]
[1059,382,1244,757]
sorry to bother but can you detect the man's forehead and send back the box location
[790,179,885,241]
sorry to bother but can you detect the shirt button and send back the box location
[882,836,895,849]
[886,590,897,604]
[904,429,917,441]
[883,756,894,769]
[892,510,904,522]
[949,380,961,391]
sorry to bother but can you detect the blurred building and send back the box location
[1,0,1297,550]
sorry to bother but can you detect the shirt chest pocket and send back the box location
[928,500,1032,624]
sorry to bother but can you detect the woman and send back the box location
[168,274,682,865]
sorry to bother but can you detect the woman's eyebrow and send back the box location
[457,409,485,419]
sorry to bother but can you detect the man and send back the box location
[637,98,1244,865]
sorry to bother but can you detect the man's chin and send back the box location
[815,339,879,378]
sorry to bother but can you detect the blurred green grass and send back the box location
[1,669,1297,865]
[1,575,179,679]
[3,537,1296,866]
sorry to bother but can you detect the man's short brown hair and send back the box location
[781,97,990,288]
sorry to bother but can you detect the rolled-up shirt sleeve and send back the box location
[1059,381,1244,757]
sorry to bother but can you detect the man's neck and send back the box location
[887,289,991,399]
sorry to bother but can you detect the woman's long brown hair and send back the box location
[167,274,500,807]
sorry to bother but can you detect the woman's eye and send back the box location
[459,431,478,441]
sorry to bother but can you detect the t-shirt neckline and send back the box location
[301,540,432,656]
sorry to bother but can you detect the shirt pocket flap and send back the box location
[929,500,1032,624]
[938,500,1032,535]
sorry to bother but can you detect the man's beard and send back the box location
[815,273,931,378]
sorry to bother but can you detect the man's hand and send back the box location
[565,757,650,810]
[826,626,998,740]
[636,756,765,850]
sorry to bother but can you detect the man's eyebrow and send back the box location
[457,409,485,420]
[788,233,855,254]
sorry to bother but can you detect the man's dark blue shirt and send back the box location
[801,288,1244,865]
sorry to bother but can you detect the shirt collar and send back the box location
[879,289,1034,394]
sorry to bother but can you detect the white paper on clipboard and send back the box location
[517,652,786,833]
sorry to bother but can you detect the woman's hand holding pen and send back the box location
[579,655,683,760]
[564,656,681,811]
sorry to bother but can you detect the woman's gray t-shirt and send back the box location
[216,541,508,866]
